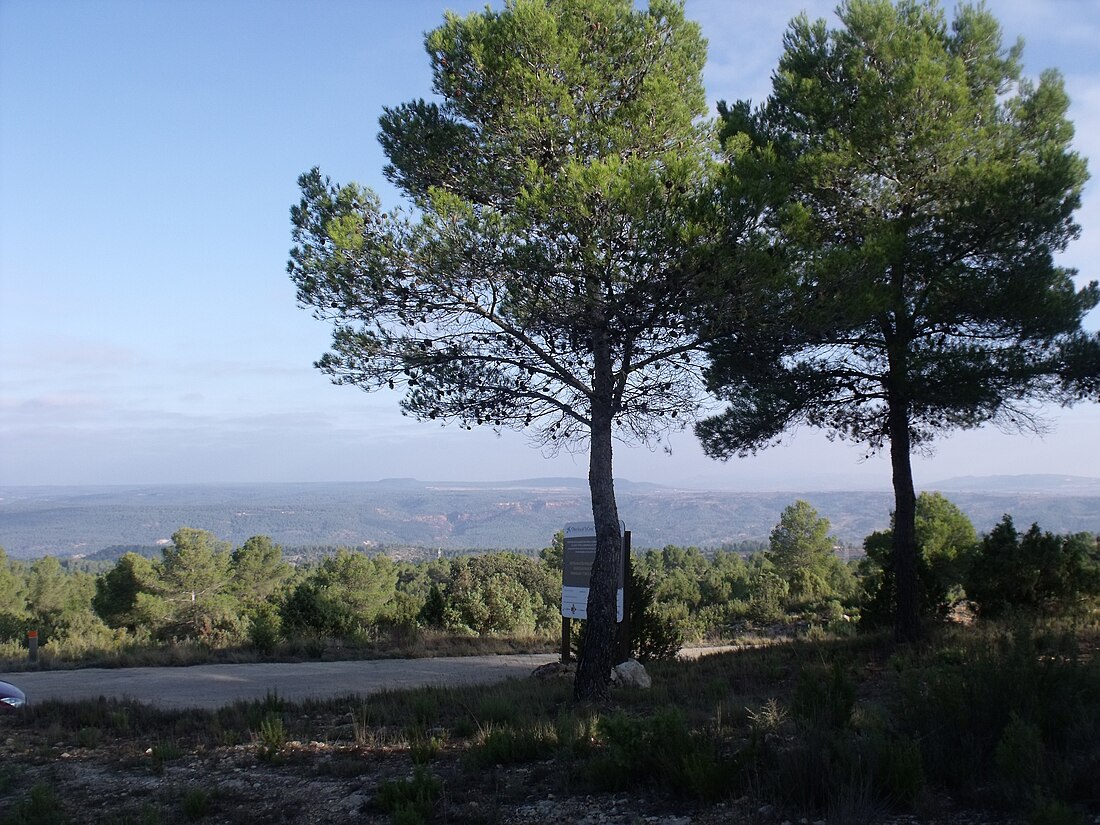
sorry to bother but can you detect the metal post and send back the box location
[561,617,571,663]
[615,531,632,664]
[28,629,38,664]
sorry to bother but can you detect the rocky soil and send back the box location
[1,725,756,824]
[5,722,1075,825]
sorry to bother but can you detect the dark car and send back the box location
[0,680,26,710]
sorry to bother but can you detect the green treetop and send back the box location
[861,491,977,625]
[767,500,852,606]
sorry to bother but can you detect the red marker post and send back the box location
[27,630,38,664]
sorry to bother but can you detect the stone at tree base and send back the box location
[610,659,651,689]
[531,658,651,688]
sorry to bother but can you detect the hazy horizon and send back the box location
[4,471,1100,497]
[4,474,1099,559]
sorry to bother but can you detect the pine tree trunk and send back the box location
[574,337,621,703]
[888,399,920,644]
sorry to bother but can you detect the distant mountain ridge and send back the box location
[929,474,1100,495]
[1,476,1097,559]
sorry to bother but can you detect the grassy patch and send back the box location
[470,720,558,767]
[181,787,211,821]
[0,630,560,672]
[0,782,68,825]
[2,620,1097,823]
[374,766,442,824]
[253,712,286,763]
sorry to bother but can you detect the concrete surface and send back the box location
[0,647,741,710]
[0,654,560,710]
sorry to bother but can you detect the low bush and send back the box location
[587,707,728,800]
[374,767,442,824]
[0,782,68,825]
[889,624,1100,810]
[471,721,557,766]
[254,712,286,762]
[181,788,211,821]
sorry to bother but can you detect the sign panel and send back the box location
[560,521,624,621]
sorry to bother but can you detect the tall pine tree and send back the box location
[699,0,1098,642]
[289,0,758,699]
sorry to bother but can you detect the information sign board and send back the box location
[560,521,624,621]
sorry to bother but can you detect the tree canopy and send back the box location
[767,500,851,606]
[966,516,1100,618]
[860,491,977,625]
[698,0,1098,642]
[288,0,751,699]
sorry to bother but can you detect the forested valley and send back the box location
[2,495,1097,670]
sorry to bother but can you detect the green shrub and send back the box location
[995,713,1046,788]
[0,766,18,796]
[374,767,442,823]
[77,726,103,748]
[237,690,285,729]
[768,728,859,812]
[1,782,68,825]
[587,708,726,799]
[791,662,855,729]
[872,734,924,806]
[1030,800,1085,825]
[889,627,1100,809]
[748,570,790,623]
[629,567,684,662]
[966,518,1100,619]
[149,740,183,775]
[859,492,977,627]
[409,731,444,765]
[255,712,286,762]
[246,602,282,653]
[555,710,599,758]
[439,554,559,636]
[472,721,556,766]
[181,788,210,821]
[0,612,30,644]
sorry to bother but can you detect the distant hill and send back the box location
[929,474,1100,495]
[1,478,1097,559]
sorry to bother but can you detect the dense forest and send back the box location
[1,495,1097,667]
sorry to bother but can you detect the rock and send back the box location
[611,659,651,689]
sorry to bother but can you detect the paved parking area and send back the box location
[0,653,560,709]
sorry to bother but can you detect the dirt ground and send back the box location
[1,718,753,824]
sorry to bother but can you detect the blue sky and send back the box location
[1,0,1098,491]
